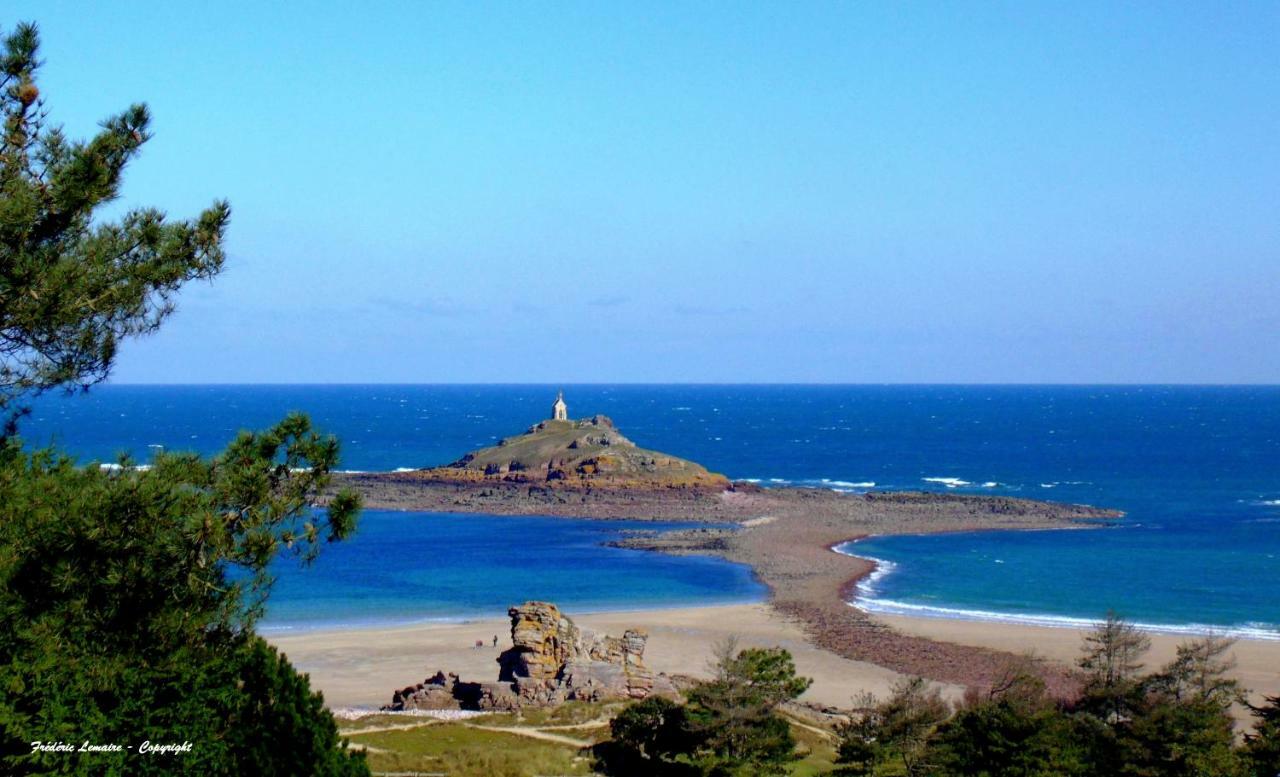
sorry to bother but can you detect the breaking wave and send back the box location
[849,597,1280,642]
[922,477,1000,489]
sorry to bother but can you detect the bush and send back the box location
[598,642,811,777]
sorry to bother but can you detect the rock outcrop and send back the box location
[406,415,728,489]
[383,601,677,712]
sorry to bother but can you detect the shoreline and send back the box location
[257,594,768,637]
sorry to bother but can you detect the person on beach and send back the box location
[492,635,498,648]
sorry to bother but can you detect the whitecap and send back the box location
[923,477,970,488]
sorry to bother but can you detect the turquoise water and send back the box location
[21,384,1280,634]
[259,511,765,631]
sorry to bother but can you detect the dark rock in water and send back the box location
[381,601,677,712]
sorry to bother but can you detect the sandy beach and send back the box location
[270,603,958,710]
[874,612,1280,711]
[271,602,1280,719]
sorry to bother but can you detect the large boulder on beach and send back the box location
[498,601,676,700]
[500,601,582,680]
[382,601,676,712]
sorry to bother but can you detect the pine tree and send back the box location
[0,21,229,434]
[1243,695,1280,776]
[0,21,366,775]
[1078,611,1152,724]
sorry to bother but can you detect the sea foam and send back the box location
[923,477,971,488]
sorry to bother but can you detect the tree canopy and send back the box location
[0,21,366,775]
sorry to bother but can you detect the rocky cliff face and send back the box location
[384,601,677,712]
[407,415,728,489]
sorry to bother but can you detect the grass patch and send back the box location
[788,719,840,776]
[351,722,592,777]
[339,702,843,775]
[481,700,621,728]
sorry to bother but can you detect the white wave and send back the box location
[392,467,416,473]
[844,550,897,599]
[97,463,152,472]
[923,477,970,488]
[1259,499,1280,506]
[849,598,1280,641]
[1040,483,1056,488]
[822,479,877,488]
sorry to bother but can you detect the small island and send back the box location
[412,392,728,490]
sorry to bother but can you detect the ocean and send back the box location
[20,384,1280,637]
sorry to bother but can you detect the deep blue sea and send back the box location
[20,385,1280,637]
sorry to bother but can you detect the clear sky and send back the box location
[9,2,1279,383]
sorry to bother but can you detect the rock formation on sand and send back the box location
[409,413,728,489]
[384,602,678,712]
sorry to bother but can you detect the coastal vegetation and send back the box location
[0,22,366,774]
[830,614,1277,777]
[595,641,813,776]
[336,617,1279,776]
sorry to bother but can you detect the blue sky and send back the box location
[9,2,1278,382]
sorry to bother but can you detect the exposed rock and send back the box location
[382,601,677,712]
